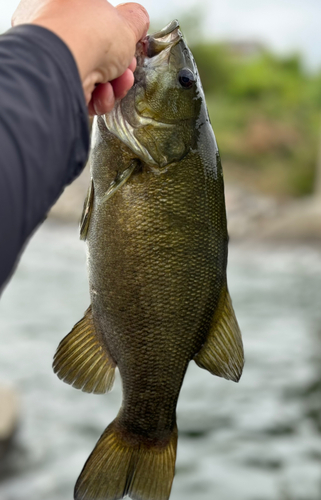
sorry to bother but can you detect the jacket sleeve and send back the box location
[0,25,90,291]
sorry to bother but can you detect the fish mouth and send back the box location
[135,20,181,66]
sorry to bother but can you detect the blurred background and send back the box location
[1,0,321,499]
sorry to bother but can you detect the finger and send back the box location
[111,68,134,99]
[92,82,115,115]
[116,3,150,43]
[128,57,137,73]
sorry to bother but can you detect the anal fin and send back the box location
[194,285,244,382]
[53,306,116,394]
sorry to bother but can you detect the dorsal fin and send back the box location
[194,286,244,382]
[53,306,116,394]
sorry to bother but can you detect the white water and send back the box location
[0,220,321,500]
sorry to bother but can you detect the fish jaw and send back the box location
[135,19,181,66]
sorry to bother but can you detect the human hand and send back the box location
[12,0,149,115]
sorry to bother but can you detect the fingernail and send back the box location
[93,98,102,116]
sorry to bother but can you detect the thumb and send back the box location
[116,2,150,43]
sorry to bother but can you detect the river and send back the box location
[0,220,321,500]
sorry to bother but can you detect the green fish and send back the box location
[53,19,244,500]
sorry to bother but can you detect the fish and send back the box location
[53,19,244,500]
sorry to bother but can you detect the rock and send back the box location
[258,197,321,242]
[225,184,321,242]
[0,385,19,460]
[225,184,279,240]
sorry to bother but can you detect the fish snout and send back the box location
[137,19,181,61]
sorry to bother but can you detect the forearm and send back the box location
[0,25,89,290]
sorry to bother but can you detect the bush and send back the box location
[191,41,321,197]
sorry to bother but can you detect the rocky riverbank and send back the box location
[225,184,321,242]
[49,166,321,243]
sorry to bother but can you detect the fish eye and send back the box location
[178,69,195,89]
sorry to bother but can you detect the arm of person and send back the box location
[0,1,149,292]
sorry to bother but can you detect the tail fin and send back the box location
[74,419,178,500]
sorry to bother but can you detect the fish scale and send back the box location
[53,20,244,500]
[88,130,227,438]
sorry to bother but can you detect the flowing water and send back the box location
[0,220,321,500]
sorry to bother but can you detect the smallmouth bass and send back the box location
[53,20,244,500]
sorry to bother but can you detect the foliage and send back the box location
[191,41,321,197]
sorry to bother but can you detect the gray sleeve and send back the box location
[0,25,90,290]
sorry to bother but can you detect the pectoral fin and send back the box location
[99,160,139,205]
[53,306,116,394]
[80,179,94,241]
[194,286,244,382]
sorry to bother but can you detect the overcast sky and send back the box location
[1,0,321,70]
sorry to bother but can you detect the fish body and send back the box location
[53,20,244,500]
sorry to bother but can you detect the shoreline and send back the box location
[49,166,321,244]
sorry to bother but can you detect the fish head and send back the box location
[134,21,201,124]
[103,20,206,170]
